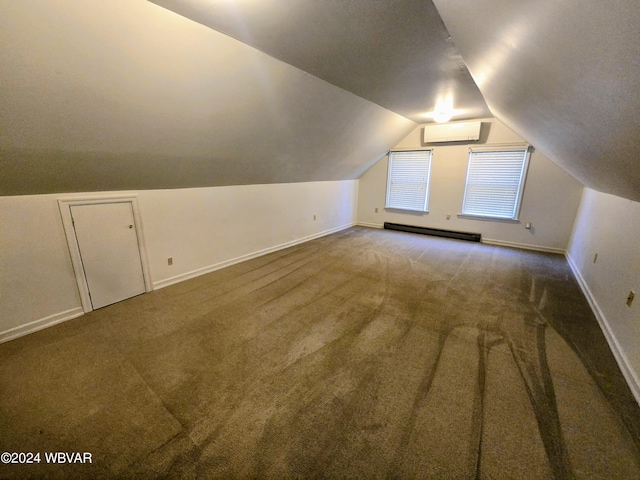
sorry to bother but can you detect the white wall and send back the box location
[141,182,358,288]
[566,188,640,401]
[0,180,358,342]
[357,118,584,252]
[0,196,84,335]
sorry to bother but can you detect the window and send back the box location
[385,150,433,212]
[461,146,530,220]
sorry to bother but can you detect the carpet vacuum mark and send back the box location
[1,227,639,478]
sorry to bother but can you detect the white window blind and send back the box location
[385,150,432,212]
[461,148,530,220]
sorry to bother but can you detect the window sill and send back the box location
[385,207,429,214]
[457,214,520,223]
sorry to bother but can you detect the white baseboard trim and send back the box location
[0,307,84,344]
[154,222,357,290]
[357,228,565,253]
[565,252,640,406]
[482,238,565,254]
[356,222,384,229]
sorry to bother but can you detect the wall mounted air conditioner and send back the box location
[423,121,482,144]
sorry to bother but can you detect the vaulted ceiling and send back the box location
[433,0,640,202]
[1,0,639,201]
[149,0,491,123]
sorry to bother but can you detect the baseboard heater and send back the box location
[383,222,481,242]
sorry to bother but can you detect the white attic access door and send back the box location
[58,196,152,312]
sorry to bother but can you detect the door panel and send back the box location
[71,202,146,309]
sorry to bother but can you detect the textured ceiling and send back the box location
[2,0,639,201]
[0,0,414,195]
[151,0,640,202]
[149,0,491,123]
[433,0,640,202]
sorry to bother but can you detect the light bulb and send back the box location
[433,110,452,123]
[433,95,454,123]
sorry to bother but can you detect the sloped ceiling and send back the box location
[0,0,415,195]
[433,0,640,202]
[2,0,638,201]
[148,0,491,123]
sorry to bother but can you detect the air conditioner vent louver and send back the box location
[423,121,482,144]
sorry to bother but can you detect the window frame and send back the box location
[460,145,531,221]
[384,149,433,213]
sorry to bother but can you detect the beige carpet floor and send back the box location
[1,226,639,478]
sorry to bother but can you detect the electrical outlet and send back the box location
[313,214,316,221]
[593,253,598,264]
[627,291,635,307]
[168,257,173,266]
[375,208,379,213]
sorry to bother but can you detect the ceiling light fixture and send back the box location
[433,94,454,123]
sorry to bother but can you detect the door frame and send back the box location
[58,195,153,312]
